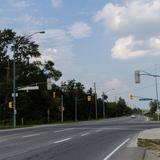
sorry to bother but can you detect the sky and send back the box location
[1,0,160,109]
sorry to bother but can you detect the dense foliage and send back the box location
[0,29,132,126]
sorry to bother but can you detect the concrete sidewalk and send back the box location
[137,128,160,160]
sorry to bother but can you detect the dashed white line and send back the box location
[95,129,103,132]
[22,133,40,138]
[54,138,72,144]
[103,138,130,160]
[81,132,91,136]
[54,128,75,133]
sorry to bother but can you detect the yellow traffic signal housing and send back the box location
[129,94,134,100]
[8,101,13,108]
[87,95,92,102]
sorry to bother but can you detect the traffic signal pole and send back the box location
[135,70,160,121]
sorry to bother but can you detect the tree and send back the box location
[149,100,157,114]
[0,28,62,124]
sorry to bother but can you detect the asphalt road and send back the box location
[0,116,159,160]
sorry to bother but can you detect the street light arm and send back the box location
[140,70,160,77]
[103,88,115,94]
[26,31,45,39]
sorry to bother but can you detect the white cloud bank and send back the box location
[94,0,160,35]
[112,36,160,60]
[95,0,160,60]
[51,0,62,7]
[68,22,92,39]
[8,0,31,9]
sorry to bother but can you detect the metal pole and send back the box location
[61,94,64,123]
[12,31,45,128]
[75,96,78,121]
[94,82,98,119]
[102,92,105,119]
[47,107,50,123]
[155,76,159,121]
[13,48,16,128]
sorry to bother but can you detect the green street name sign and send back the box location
[139,98,153,101]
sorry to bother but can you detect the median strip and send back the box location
[103,138,130,160]
[54,138,72,144]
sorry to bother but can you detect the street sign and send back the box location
[139,98,153,101]
[18,86,39,91]
[47,78,52,90]
[12,93,18,97]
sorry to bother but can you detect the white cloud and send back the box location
[94,0,160,35]
[51,0,62,7]
[31,29,80,80]
[34,29,71,46]
[68,22,92,39]
[8,0,30,9]
[94,0,160,60]
[105,78,129,92]
[112,35,160,60]
[105,78,122,89]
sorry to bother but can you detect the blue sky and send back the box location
[1,0,160,109]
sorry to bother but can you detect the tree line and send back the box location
[0,29,133,126]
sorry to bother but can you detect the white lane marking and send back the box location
[95,129,103,132]
[54,138,71,144]
[22,133,40,138]
[54,128,75,133]
[81,132,91,136]
[103,138,130,160]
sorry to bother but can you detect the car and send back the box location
[131,115,136,118]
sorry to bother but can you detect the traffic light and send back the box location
[129,94,135,100]
[8,101,13,109]
[87,95,92,102]
[135,70,140,83]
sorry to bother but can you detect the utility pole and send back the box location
[61,94,64,123]
[94,82,98,119]
[155,66,159,121]
[75,96,78,121]
[102,92,105,119]
[13,46,16,128]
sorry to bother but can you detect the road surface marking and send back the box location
[103,138,130,160]
[22,133,40,138]
[54,138,71,144]
[54,128,75,133]
[95,129,103,132]
[81,132,91,136]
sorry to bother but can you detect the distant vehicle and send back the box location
[131,115,136,118]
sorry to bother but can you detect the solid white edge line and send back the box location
[104,138,130,160]
[22,133,40,138]
[54,138,71,144]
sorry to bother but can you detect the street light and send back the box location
[13,31,45,128]
[102,88,115,119]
